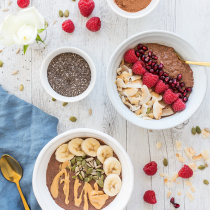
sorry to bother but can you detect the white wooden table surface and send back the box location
[1,0,210,209]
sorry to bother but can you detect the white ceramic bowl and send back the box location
[106,30,207,130]
[40,47,96,102]
[106,0,160,19]
[32,128,134,210]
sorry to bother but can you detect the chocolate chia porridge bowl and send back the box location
[40,47,96,102]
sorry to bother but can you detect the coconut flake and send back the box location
[185,181,192,187]
[128,96,141,105]
[184,147,196,159]
[167,191,172,198]
[201,129,209,139]
[130,75,142,81]
[186,192,194,202]
[192,154,202,161]
[177,189,182,196]
[171,171,179,183]
[156,142,162,150]
[190,186,195,193]
[161,108,174,117]
[160,173,170,178]
[201,150,209,160]
[140,85,151,105]
[126,80,142,88]
[143,117,153,120]
[178,156,185,163]
[153,100,163,120]
[167,181,173,189]
[151,92,162,103]
[175,140,182,151]
[140,104,148,114]
[124,88,138,97]
[189,162,197,171]
[116,78,126,88]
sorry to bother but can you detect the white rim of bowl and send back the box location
[106,0,160,19]
[40,47,96,102]
[32,128,134,210]
[106,30,207,130]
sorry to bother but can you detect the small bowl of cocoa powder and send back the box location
[106,0,160,19]
[40,47,96,102]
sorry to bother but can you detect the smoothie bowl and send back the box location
[32,128,134,210]
[106,31,207,130]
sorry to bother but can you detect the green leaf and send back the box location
[36,34,45,46]
[37,21,48,34]
[23,45,29,54]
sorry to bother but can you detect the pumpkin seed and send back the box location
[19,84,24,91]
[76,157,83,161]
[96,169,104,173]
[191,127,196,135]
[98,179,104,188]
[59,10,63,17]
[77,161,82,166]
[100,175,104,181]
[52,97,56,101]
[70,116,77,122]
[82,154,87,159]
[96,159,101,165]
[82,160,86,166]
[72,175,77,179]
[93,176,98,181]
[84,178,90,182]
[163,158,168,166]
[196,126,201,134]
[88,175,93,181]
[84,164,88,172]
[86,167,93,175]
[66,166,70,170]
[62,102,68,106]
[64,10,69,17]
[71,158,76,165]
[78,174,83,181]
[198,165,205,170]
[0,60,3,67]
[71,165,76,172]
[204,180,209,185]
[97,171,101,177]
[147,108,151,114]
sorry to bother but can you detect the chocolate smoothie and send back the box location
[46,139,121,210]
[115,0,151,13]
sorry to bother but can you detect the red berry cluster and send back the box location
[124,43,193,112]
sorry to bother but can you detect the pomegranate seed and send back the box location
[176,82,180,88]
[149,69,154,74]
[173,203,180,208]
[186,87,192,92]
[148,60,152,66]
[151,62,156,67]
[154,70,159,75]
[170,197,175,204]
[142,46,148,51]
[173,78,177,85]
[141,55,145,61]
[158,63,164,70]
[163,72,168,77]
[137,44,143,50]
[145,56,150,63]
[183,97,188,102]
[165,77,169,83]
[139,49,145,54]
[146,65,151,70]
[148,51,152,57]
[135,50,140,57]
[160,75,165,80]
[152,55,158,60]
[180,82,185,88]
[154,64,158,70]
[159,70,164,76]
[179,93,183,98]
[169,79,173,86]
[177,74,182,81]
[178,87,184,93]
[183,90,187,97]
[172,83,176,89]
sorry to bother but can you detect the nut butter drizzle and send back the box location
[74,178,109,210]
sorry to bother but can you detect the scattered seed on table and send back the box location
[89,109,92,116]
[196,126,201,134]
[191,127,196,135]
[0,50,3,53]
[52,97,56,101]
[12,71,18,75]
[62,102,68,106]
[59,10,63,17]
[204,180,209,185]
[19,84,24,91]
[16,48,20,54]
[0,60,3,67]
[70,116,77,122]
[53,20,57,25]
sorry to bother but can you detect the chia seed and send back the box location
[47,53,91,97]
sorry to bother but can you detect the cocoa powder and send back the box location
[114,0,151,13]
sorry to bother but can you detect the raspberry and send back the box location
[143,161,157,176]
[17,0,30,8]
[178,164,193,178]
[124,49,138,64]
[163,89,179,105]
[86,17,101,32]
[154,80,169,94]
[143,190,157,204]
[78,0,95,17]
[132,61,146,75]
[143,72,159,88]
[172,98,186,112]
[62,20,75,33]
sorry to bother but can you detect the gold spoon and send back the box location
[0,154,30,210]
[175,52,210,67]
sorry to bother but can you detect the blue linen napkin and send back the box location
[0,86,59,210]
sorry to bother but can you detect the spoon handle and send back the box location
[185,61,210,67]
[16,181,30,210]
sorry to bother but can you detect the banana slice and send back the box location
[81,138,101,157]
[97,145,114,163]
[103,157,122,176]
[103,174,122,196]
[68,138,85,156]
[55,144,75,162]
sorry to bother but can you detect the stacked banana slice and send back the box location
[55,137,122,197]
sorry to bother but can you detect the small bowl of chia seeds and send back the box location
[40,47,96,102]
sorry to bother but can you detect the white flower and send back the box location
[0,6,45,46]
